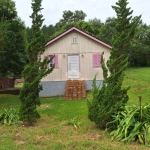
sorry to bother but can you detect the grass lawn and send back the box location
[0,67,150,150]
[123,67,150,106]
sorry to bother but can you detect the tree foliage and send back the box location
[19,0,54,125]
[97,17,117,45]
[129,22,150,67]
[0,0,27,80]
[49,21,95,41]
[41,24,55,43]
[55,10,87,29]
[88,0,141,128]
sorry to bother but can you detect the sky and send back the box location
[14,0,150,27]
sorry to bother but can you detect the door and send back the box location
[68,55,79,79]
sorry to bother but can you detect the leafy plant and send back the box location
[107,98,150,146]
[0,107,20,125]
[59,116,81,129]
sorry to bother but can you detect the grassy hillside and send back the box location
[0,67,150,150]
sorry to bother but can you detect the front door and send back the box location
[68,55,79,79]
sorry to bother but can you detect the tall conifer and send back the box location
[88,0,141,128]
[19,0,54,125]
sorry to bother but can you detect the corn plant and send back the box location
[107,97,150,146]
[0,107,20,125]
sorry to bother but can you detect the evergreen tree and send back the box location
[19,0,54,125]
[88,0,141,128]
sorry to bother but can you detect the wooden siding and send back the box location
[41,31,110,81]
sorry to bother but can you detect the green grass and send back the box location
[123,67,150,105]
[15,83,23,88]
[0,67,150,150]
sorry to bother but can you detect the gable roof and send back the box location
[45,27,112,49]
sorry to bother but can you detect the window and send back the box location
[92,53,101,67]
[72,35,78,43]
[49,55,54,67]
[44,54,59,69]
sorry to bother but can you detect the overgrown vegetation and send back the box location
[88,0,141,128]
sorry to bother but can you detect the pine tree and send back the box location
[19,0,54,125]
[88,0,141,128]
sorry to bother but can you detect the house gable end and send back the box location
[45,27,112,49]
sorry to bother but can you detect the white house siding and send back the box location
[39,30,110,97]
[41,31,110,81]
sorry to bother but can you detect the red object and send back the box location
[1,78,14,89]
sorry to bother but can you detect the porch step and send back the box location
[64,80,86,100]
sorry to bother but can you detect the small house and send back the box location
[39,27,111,97]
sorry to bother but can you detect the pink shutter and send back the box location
[92,53,101,67]
[93,54,97,67]
[53,54,59,69]
[97,54,101,67]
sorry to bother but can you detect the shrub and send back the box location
[87,73,129,128]
[87,75,102,125]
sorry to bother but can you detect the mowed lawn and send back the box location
[0,67,150,150]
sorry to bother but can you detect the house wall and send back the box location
[41,31,110,81]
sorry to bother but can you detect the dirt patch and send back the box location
[35,135,46,140]
[83,133,101,141]
[14,131,25,145]
[132,88,147,92]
